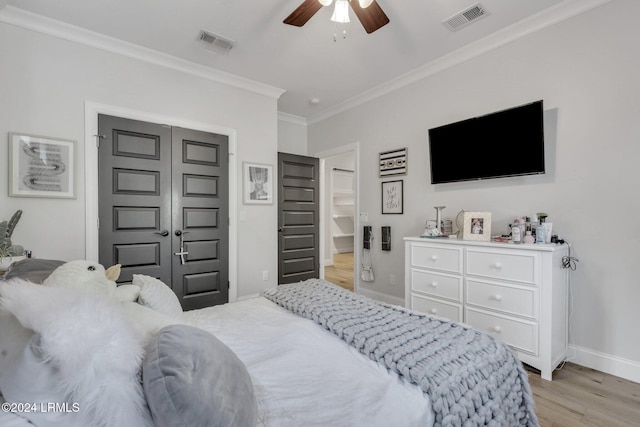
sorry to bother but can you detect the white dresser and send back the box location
[404,236,569,381]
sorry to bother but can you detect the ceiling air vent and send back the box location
[443,3,489,31]
[199,29,234,54]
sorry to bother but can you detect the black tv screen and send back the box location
[428,100,545,184]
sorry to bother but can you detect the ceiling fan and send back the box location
[284,0,389,34]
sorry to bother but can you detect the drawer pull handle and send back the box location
[493,262,503,270]
[431,255,438,261]
[430,282,438,288]
[430,309,438,315]
[492,326,502,333]
[492,294,503,302]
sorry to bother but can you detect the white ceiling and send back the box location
[2,0,605,121]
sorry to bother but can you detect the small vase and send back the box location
[523,231,535,244]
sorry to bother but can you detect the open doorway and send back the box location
[318,144,358,293]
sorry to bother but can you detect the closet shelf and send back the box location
[333,233,354,238]
[331,167,354,254]
[333,214,353,219]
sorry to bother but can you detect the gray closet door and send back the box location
[171,126,229,310]
[278,152,320,284]
[98,115,228,310]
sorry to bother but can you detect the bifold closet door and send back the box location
[98,114,228,310]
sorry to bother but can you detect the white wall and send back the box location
[277,114,308,156]
[0,21,280,299]
[308,0,640,380]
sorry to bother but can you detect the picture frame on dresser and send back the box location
[8,132,76,199]
[461,211,491,241]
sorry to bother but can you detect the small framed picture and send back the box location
[462,212,492,241]
[243,162,273,205]
[381,180,403,214]
[9,132,76,198]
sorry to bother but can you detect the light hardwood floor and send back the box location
[325,253,640,426]
[526,362,640,426]
[324,252,354,292]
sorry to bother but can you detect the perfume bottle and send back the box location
[511,224,521,244]
[523,230,535,244]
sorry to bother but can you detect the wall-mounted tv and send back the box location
[428,100,545,184]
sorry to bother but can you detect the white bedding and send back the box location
[184,296,434,427]
[0,396,34,427]
[0,294,433,427]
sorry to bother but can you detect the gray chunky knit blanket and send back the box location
[262,279,538,427]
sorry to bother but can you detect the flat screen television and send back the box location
[428,100,545,184]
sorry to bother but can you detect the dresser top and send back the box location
[404,236,568,253]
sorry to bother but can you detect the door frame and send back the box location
[313,142,360,294]
[84,102,238,302]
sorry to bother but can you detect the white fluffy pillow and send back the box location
[0,279,153,427]
[133,275,183,319]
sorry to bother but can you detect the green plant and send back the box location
[0,210,23,258]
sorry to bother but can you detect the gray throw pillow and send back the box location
[3,259,65,283]
[143,324,257,427]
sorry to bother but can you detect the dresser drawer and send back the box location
[466,248,538,285]
[411,294,462,322]
[465,308,538,355]
[411,244,462,274]
[411,269,462,302]
[466,279,537,319]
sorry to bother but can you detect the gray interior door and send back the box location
[98,114,228,310]
[171,127,229,310]
[278,152,320,284]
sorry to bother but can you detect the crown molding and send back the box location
[0,6,285,100]
[306,0,613,125]
[278,112,307,126]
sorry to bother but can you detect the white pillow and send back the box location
[133,274,183,319]
[121,302,186,348]
[115,284,141,303]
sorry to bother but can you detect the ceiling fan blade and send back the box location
[284,0,324,27]
[350,0,390,34]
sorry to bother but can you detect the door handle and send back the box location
[174,230,189,265]
[154,230,169,237]
[278,227,284,232]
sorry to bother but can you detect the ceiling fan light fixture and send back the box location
[358,0,374,8]
[331,0,350,23]
[318,0,333,6]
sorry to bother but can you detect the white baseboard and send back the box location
[324,258,333,266]
[237,293,260,302]
[357,287,404,307]
[569,344,640,384]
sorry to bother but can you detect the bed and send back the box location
[0,259,538,427]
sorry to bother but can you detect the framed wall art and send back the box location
[379,147,407,177]
[243,162,273,204]
[381,180,403,214]
[462,211,492,241]
[9,132,76,198]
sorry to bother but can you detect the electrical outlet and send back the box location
[389,274,396,285]
[262,270,269,281]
